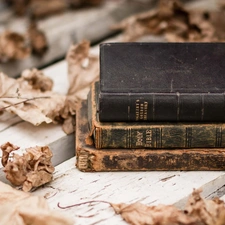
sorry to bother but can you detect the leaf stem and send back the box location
[0,96,50,111]
[57,200,110,209]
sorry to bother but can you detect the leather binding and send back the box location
[76,100,225,172]
[89,82,225,149]
[99,42,225,122]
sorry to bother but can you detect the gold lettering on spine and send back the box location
[140,103,144,120]
[135,100,148,121]
[77,151,89,170]
[135,100,140,121]
[135,129,153,148]
[136,131,143,146]
[145,129,152,147]
[144,102,148,120]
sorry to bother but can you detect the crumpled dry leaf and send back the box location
[28,22,48,56]
[0,71,16,96]
[21,68,53,92]
[62,40,99,134]
[0,70,66,126]
[185,189,225,225]
[1,142,19,167]
[111,189,225,225]
[1,142,55,192]
[0,181,73,225]
[113,0,221,42]
[0,30,31,62]
[112,202,195,225]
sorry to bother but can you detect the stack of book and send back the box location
[76,42,225,172]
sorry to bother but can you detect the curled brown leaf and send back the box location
[66,40,99,98]
[28,22,48,56]
[111,202,196,225]
[21,68,53,92]
[1,143,55,191]
[0,181,73,225]
[0,70,66,126]
[112,189,225,225]
[0,72,16,97]
[0,142,19,167]
[0,31,30,62]
[185,189,225,225]
[62,40,99,134]
[114,0,220,42]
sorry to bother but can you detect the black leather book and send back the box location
[99,42,225,122]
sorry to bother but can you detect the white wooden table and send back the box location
[1,1,225,224]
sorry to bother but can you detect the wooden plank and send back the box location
[0,0,157,77]
[33,157,225,225]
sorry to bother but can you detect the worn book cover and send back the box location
[99,42,225,122]
[89,82,225,149]
[76,100,225,172]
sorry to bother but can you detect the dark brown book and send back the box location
[76,100,225,172]
[99,42,225,122]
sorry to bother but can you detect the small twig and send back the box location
[57,200,110,209]
[0,96,33,99]
[0,96,50,111]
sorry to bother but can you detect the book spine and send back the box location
[98,92,225,122]
[94,123,225,149]
[76,148,225,172]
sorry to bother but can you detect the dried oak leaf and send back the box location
[0,30,30,62]
[62,40,99,134]
[0,71,66,126]
[0,72,16,97]
[185,189,225,225]
[27,22,48,56]
[1,143,55,192]
[111,189,225,225]
[111,202,196,225]
[21,68,53,92]
[113,0,219,42]
[1,142,19,167]
[0,181,73,225]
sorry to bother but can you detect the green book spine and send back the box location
[88,82,225,149]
